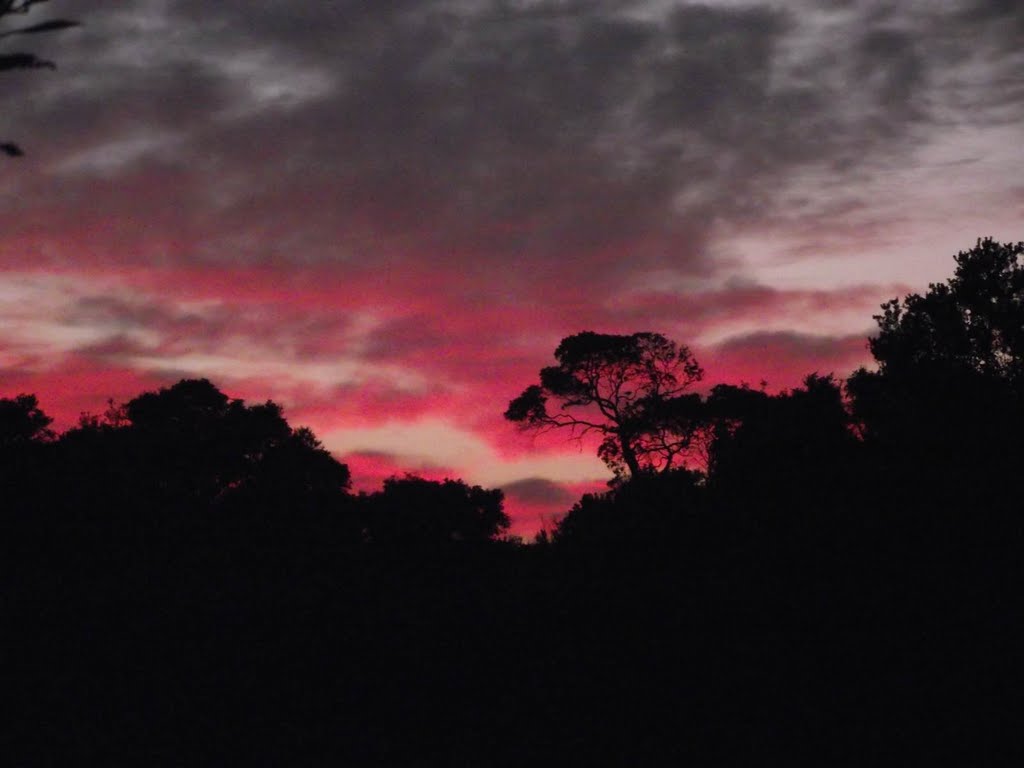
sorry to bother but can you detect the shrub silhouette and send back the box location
[362,475,509,547]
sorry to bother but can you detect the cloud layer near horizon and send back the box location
[2,1,1021,533]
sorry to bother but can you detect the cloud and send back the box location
[324,417,608,487]
[5,2,1018,292]
[608,279,908,345]
[7,0,1006,275]
[338,452,601,537]
[502,477,577,507]
[499,475,609,537]
[704,330,872,390]
[3,0,1020,535]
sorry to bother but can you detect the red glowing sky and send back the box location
[2,1,1022,534]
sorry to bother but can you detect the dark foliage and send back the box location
[6,240,1024,763]
[506,331,706,479]
[0,392,52,447]
[552,467,705,552]
[706,374,863,540]
[361,475,510,547]
[849,237,1024,520]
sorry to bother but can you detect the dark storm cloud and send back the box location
[956,0,1024,40]
[9,0,1017,283]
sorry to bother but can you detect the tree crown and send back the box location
[869,237,1024,381]
[506,331,705,478]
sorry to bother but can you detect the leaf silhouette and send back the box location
[0,19,79,36]
[0,52,55,70]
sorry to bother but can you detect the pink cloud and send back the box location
[701,331,873,392]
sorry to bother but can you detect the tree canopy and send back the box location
[849,238,1024,428]
[362,475,509,547]
[50,378,353,526]
[7,242,1024,763]
[505,331,705,479]
[865,237,1024,382]
[848,237,1024,516]
[0,392,52,447]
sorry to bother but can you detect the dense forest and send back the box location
[5,238,1024,763]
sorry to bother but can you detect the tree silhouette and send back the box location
[848,237,1024,517]
[219,425,358,547]
[706,374,861,541]
[117,378,293,505]
[53,378,355,527]
[0,392,52,447]
[864,238,1024,381]
[506,331,705,479]
[1,393,53,532]
[5,319,1024,762]
[552,467,705,550]
[362,475,509,547]
[1,0,79,156]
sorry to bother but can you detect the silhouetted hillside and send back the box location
[5,239,1024,764]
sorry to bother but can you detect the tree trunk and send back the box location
[620,437,641,477]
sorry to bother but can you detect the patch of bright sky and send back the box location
[122,351,371,389]
[0,274,149,363]
[728,119,1023,293]
[0,272,424,395]
[323,418,609,487]
[55,132,184,175]
[80,330,426,397]
[49,0,338,120]
[208,48,338,118]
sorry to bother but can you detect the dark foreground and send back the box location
[8,239,1024,764]
[8,510,1023,766]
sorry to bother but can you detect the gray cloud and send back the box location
[502,476,577,506]
[711,330,868,358]
[62,293,359,368]
[2,0,1020,426]
[706,330,872,385]
[7,0,1017,285]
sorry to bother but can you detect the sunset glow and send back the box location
[3,1,1021,534]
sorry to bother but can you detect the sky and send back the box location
[2,0,1022,534]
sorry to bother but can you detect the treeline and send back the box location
[5,238,1024,764]
[3,377,509,563]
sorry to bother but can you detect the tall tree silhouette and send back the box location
[1,393,53,539]
[1,0,79,156]
[506,332,705,479]
[848,237,1024,516]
